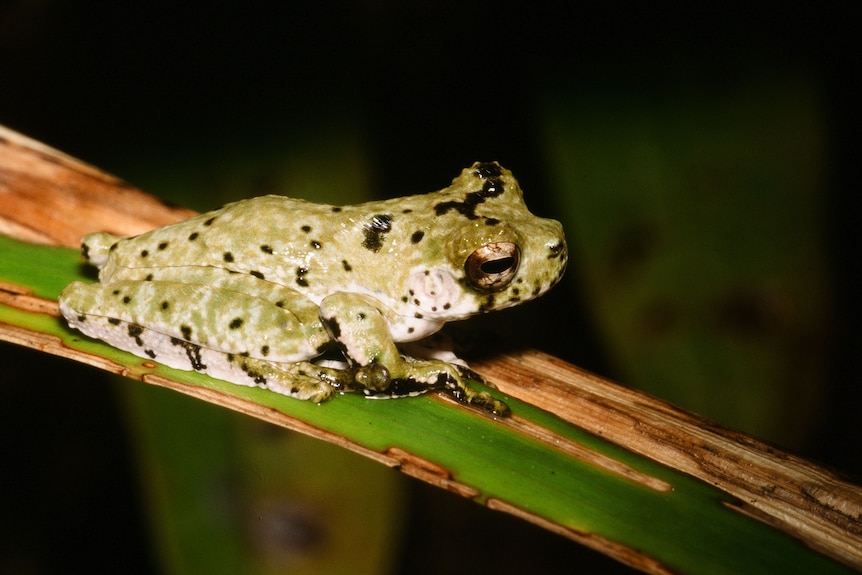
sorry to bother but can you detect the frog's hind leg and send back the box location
[59,279,343,402]
[59,304,335,402]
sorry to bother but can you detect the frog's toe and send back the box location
[452,364,498,390]
[469,391,511,417]
[265,371,334,403]
[352,362,391,392]
[442,369,510,417]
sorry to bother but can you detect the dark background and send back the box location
[1,2,858,574]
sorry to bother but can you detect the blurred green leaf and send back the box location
[541,71,830,447]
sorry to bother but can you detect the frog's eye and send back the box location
[465,242,521,291]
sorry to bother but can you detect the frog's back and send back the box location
[82,163,566,320]
[86,195,357,287]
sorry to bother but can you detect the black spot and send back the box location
[323,316,341,338]
[275,300,285,308]
[260,244,273,254]
[342,260,352,272]
[181,325,192,340]
[128,324,144,346]
[401,295,408,302]
[145,274,154,281]
[478,294,496,313]
[443,303,451,309]
[122,296,131,304]
[301,225,312,233]
[160,301,169,310]
[408,327,415,334]
[296,267,309,287]
[402,208,413,214]
[362,214,393,252]
[171,337,206,371]
[108,318,121,325]
[77,315,86,322]
[229,318,244,329]
[140,249,149,258]
[145,349,157,358]
[250,270,265,280]
[188,232,199,241]
[223,252,234,263]
[411,230,425,243]
[246,367,263,382]
[112,289,120,295]
[260,345,270,356]
[158,241,169,250]
[311,240,322,249]
[474,162,502,179]
[331,206,342,212]
[434,175,505,219]
[81,243,90,259]
[109,243,118,252]
[204,217,216,226]
[414,312,423,318]
[484,218,500,226]
[357,312,366,320]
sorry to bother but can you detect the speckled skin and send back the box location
[59,162,567,415]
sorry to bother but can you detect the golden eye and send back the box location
[464,242,520,291]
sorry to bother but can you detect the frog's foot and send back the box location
[397,341,498,391]
[441,371,511,417]
[260,360,395,403]
[393,358,511,417]
[217,357,334,403]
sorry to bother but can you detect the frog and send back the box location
[58,161,567,416]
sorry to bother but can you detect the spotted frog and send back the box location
[59,162,567,416]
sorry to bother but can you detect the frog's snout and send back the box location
[543,222,568,286]
[548,239,566,259]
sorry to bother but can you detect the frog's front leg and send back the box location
[319,292,510,416]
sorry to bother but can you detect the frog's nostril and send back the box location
[548,242,566,258]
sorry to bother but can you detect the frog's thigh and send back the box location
[60,280,340,401]
[62,279,330,359]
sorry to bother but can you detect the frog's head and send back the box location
[438,162,567,316]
